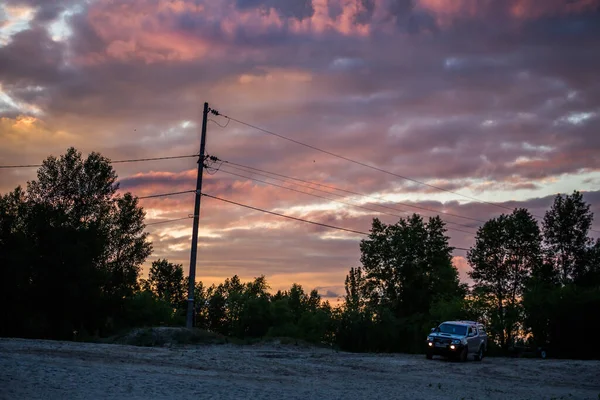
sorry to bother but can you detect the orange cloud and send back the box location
[0,115,77,149]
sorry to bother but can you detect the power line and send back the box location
[112,155,198,164]
[209,118,230,128]
[146,216,192,226]
[217,167,477,236]
[218,158,485,225]
[202,192,473,252]
[218,167,406,222]
[214,114,600,235]
[138,190,195,200]
[215,111,515,212]
[201,192,370,236]
[0,154,198,169]
[0,163,42,169]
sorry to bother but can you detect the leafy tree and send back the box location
[542,190,593,285]
[261,282,333,343]
[0,188,31,336]
[269,297,295,337]
[205,284,227,334]
[146,259,187,308]
[0,147,152,339]
[27,148,152,301]
[2,195,107,338]
[286,283,310,323]
[104,194,151,301]
[583,239,600,287]
[197,275,273,338]
[123,291,176,328]
[340,214,464,352]
[467,208,541,349]
[359,215,463,318]
[234,276,271,338]
[522,192,599,356]
[344,266,365,311]
[522,275,556,349]
[334,304,371,352]
[26,147,118,221]
[193,281,209,328]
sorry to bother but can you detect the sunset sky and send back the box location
[1,0,599,302]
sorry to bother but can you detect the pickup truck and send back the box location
[426,320,487,362]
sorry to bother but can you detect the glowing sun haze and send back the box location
[1,0,600,300]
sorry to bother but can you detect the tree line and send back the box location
[1,148,599,359]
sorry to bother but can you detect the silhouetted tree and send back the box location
[467,208,541,349]
[584,239,600,287]
[0,147,151,339]
[145,259,187,309]
[339,215,464,352]
[543,191,593,285]
[360,215,463,316]
[523,191,600,358]
[344,266,364,311]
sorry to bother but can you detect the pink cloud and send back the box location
[2,0,600,295]
[452,255,472,284]
[418,0,600,21]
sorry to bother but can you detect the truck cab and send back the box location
[425,320,487,362]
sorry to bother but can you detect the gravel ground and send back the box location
[1,338,600,400]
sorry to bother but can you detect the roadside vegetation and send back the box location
[1,148,599,359]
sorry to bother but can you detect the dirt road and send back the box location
[1,338,599,399]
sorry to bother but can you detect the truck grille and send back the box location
[433,337,452,345]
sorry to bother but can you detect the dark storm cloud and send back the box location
[0,27,70,88]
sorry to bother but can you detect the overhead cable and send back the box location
[217,167,477,236]
[214,111,515,212]
[0,154,198,169]
[201,192,369,236]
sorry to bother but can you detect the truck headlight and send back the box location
[427,336,433,341]
[452,339,461,345]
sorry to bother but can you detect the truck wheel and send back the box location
[474,346,484,361]
[426,352,433,360]
[459,347,468,362]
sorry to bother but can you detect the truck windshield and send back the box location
[438,323,467,335]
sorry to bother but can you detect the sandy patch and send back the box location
[1,338,599,399]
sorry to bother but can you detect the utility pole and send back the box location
[186,101,209,329]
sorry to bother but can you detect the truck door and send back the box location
[467,326,478,353]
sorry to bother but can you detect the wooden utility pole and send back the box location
[186,102,209,329]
